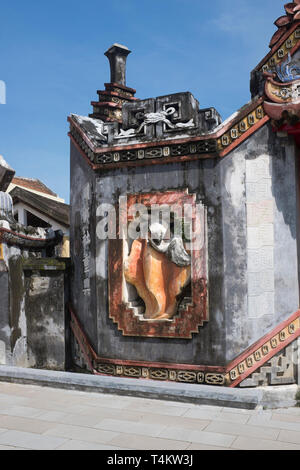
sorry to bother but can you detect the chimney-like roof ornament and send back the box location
[104,43,131,87]
[89,43,136,123]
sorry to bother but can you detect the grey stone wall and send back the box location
[70,122,300,367]
[69,143,98,351]
[96,160,225,365]
[23,259,67,370]
[221,126,300,361]
[0,243,67,369]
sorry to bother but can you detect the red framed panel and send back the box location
[108,190,208,338]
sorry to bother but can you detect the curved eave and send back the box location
[254,20,300,73]
[0,227,58,249]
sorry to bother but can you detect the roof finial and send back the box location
[104,43,131,86]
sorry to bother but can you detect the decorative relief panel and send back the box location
[119,93,199,141]
[108,190,208,338]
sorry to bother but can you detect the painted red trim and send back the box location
[227,310,300,371]
[97,90,137,101]
[91,97,265,155]
[68,114,269,173]
[93,357,224,372]
[68,303,300,387]
[69,307,98,373]
[92,153,217,171]
[229,330,300,388]
[68,97,264,159]
[219,115,270,157]
[94,137,211,154]
[104,82,136,94]
[227,310,300,387]
[264,74,297,88]
[91,101,122,110]
[68,304,224,373]
[89,116,123,124]
[254,21,300,71]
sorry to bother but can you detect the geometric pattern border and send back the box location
[69,304,300,388]
[226,310,300,387]
[259,24,300,74]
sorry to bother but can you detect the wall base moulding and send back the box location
[69,305,300,388]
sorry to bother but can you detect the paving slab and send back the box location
[277,429,300,445]
[231,436,300,451]
[140,413,211,430]
[43,423,120,445]
[157,427,236,448]
[0,430,67,450]
[108,433,190,450]
[0,415,57,434]
[271,412,300,424]
[205,420,280,440]
[0,445,26,450]
[95,418,167,438]
[248,415,300,432]
[56,439,128,450]
[0,381,299,450]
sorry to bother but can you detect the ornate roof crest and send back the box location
[270,1,300,48]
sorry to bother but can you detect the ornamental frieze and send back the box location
[68,98,269,169]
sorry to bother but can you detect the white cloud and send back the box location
[208,0,282,43]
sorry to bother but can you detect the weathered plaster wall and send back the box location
[95,158,225,365]
[70,122,300,368]
[8,252,27,366]
[70,143,225,365]
[0,243,26,366]
[0,241,67,369]
[24,263,66,370]
[221,125,299,362]
[70,143,98,351]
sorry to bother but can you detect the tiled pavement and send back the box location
[0,382,299,450]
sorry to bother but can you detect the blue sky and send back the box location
[0,0,285,202]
